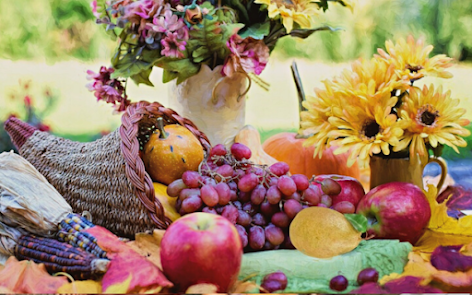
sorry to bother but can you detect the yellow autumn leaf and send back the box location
[379,252,437,285]
[57,280,102,294]
[153,182,181,221]
[185,283,218,294]
[414,230,472,261]
[127,230,165,269]
[103,274,132,294]
[432,268,472,292]
[424,184,472,236]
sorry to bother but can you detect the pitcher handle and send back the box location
[427,157,448,193]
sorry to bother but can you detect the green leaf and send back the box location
[239,22,270,40]
[162,69,178,84]
[154,58,200,85]
[289,25,343,39]
[130,67,154,86]
[111,46,161,79]
[344,214,368,233]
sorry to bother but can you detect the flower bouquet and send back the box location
[300,35,471,189]
[88,0,353,146]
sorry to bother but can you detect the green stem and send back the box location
[156,117,168,139]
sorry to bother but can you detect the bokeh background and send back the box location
[1,0,471,166]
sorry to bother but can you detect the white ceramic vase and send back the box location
[167,64,249,148]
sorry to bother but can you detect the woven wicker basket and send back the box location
[4,101,211,238]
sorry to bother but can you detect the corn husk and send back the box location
[0,221,25,265]
[0,151,72,237]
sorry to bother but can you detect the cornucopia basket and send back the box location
[4,101,211,238]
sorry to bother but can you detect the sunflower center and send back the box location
[406,64,424,73]
[417,104,439,126]
[362,119,381,139]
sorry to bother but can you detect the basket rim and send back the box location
[119,100,211,230]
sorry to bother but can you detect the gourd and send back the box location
[142,118,204,185]
[262,62,361,180]
[234,125,277,166]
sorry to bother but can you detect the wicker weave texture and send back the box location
[19,130,154,238]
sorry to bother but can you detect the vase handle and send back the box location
[427,157,448,193]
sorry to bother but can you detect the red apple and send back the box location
[313,174,365,207]
[356,182,431,245]
[160,212,243,292]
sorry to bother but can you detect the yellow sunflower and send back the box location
[331,57,410,109]
[300,79,343,158]
[254,0,320,33]
[394,84,470,163]
[326,93,404,170]
[375,35,453,82]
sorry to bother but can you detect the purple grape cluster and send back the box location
[167,142,343,252]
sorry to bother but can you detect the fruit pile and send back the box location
[167,142,364,252]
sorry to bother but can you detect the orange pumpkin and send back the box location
[262,132,361,179]
[143,118,204,185]
[262,62,362,180]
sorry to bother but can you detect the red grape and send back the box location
[252,213,267,226]
[251,185,267,205]
[321,194,333,207]
[175,198,182,212]
[317,203,328,208]
[277,175,297,196]
[263,241,279,250]
[182,171,202,188]
[233,169,246,181]
[266,186,282,205]
[287,192,301,202]
[231,143,252,161]
[233,200,242,210]
[229,190,238,202]
[216,164,234,179]
[268,177,278,187]
[283,199,303,219]
[291,174,309,191]
[271,212,290,228]
[222,204,239,224]
[265,224,285,246]
[200,185,219,207]
[236,210,252,227]
[242,202,258,216]
[261,280,284,293]
[269,162,290,176]
[214,182,231,205]
[262,271,288,291]
[167,179,187,197]
[202,176,216,186]
[281,233,295,249]
[210,144,227,158]
[238,173,259,193]
[202,207,217,215]
[181,195,202,213]
[179,188,201,201]
[227,181,238,191]
[321,178,342,195]
[302,186,321,206]
[249,226,265,250]
[260,200,279,217]
[239,191,251,203]
[357,268,379,285]
[330,275,348,291]
[333,201,356,214]
[235,224,248,248]
[215,206,224,214]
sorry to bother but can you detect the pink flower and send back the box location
[150,8,184,33]
[161,32,187,58]
[222,35,270,77]
[86,66,130,112]
[126,0,162,19]
[90,0,100,18]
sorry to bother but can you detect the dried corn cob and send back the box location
[14,235,109,280]
[56,214,107,258]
